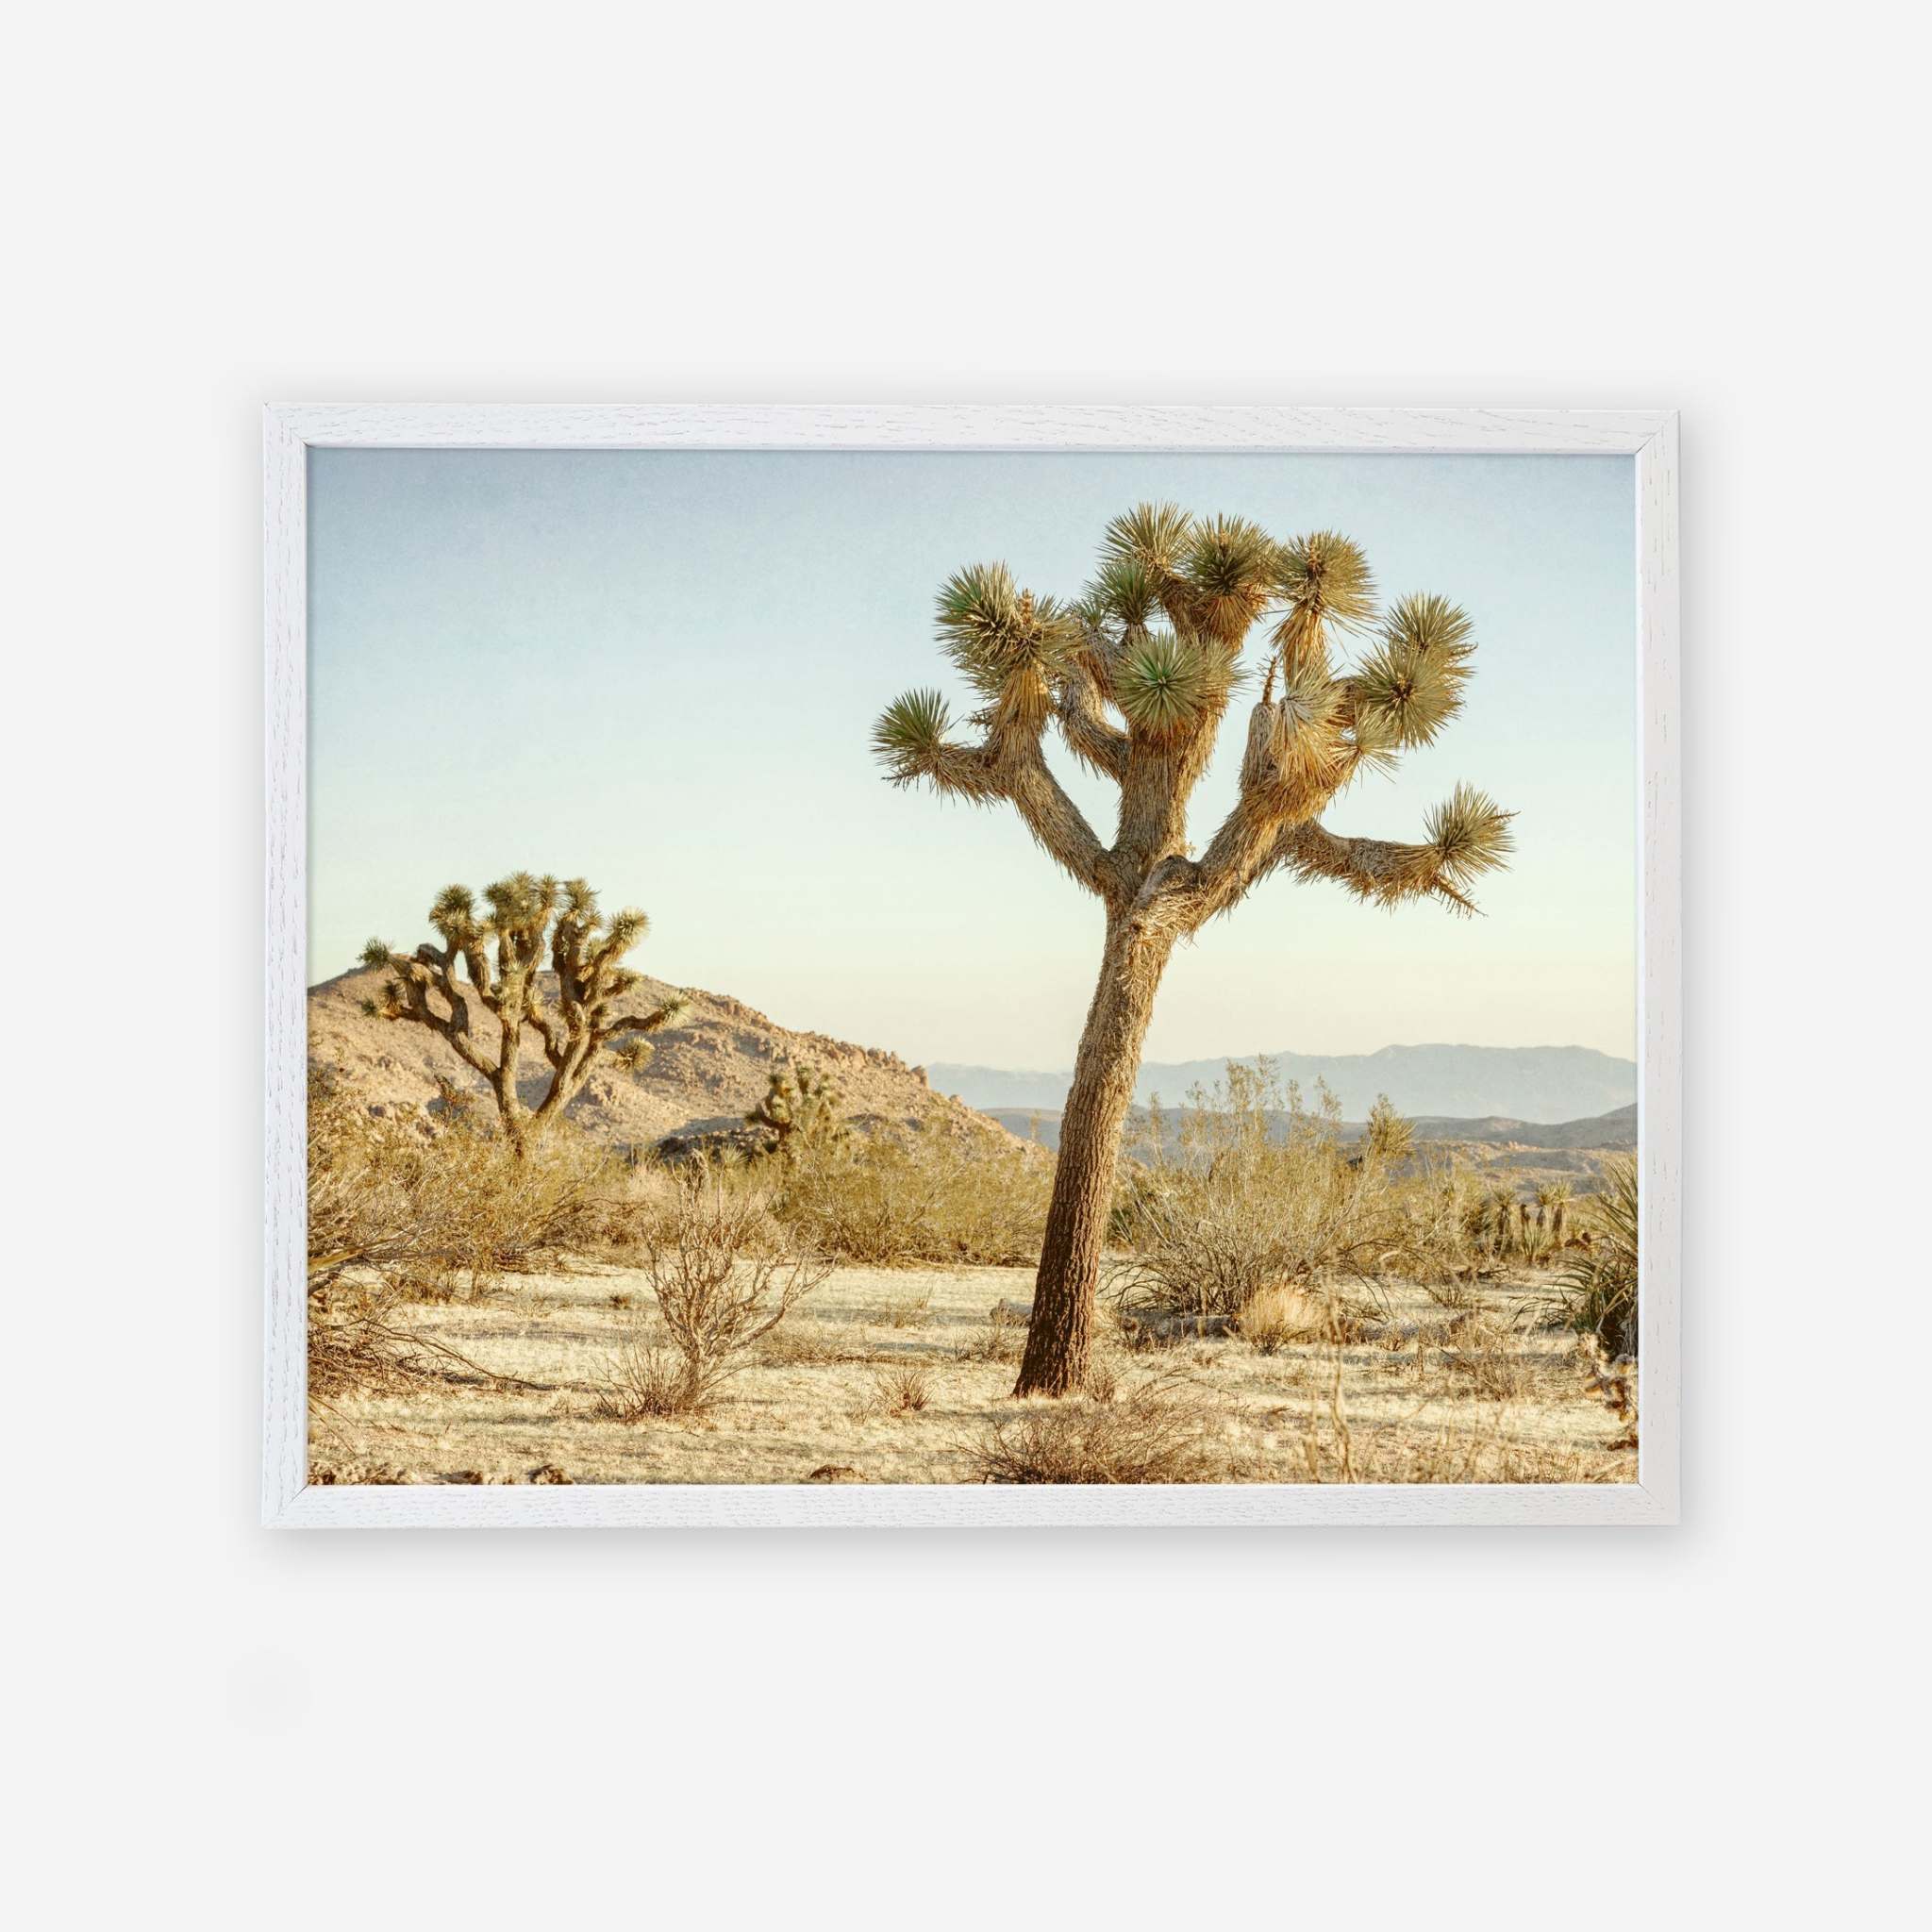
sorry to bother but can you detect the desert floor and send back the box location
[309,1261,1639,1486]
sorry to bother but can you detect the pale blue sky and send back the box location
[308,449,1636,1068]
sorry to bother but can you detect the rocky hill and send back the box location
[308,967,1005,1150]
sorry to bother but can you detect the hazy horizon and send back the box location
[308,449,1637,1067]
[921,1040,1639,1074]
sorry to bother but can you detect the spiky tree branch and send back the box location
[360,873,688,1154]
[872,566,1116,893]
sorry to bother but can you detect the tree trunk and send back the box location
[1014,914,1174,1396]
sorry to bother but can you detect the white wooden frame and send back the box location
[264,406,1679,1527]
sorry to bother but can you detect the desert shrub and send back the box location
[308,1279,470,1408]
[1236,1283,1343,1354]
[964,1300,1026,1363]
[753,1321,845,1367]
[597,1339,703,1420]
[1110,1063,1461,1320]
[1551,1155,1639,1357]
[1439,1328,1539,1401]
[771,1108,1051,1265]
[973,1375,1226,1483]
[306,1075,618,1406]
[598,1167,828,1417]
[869,1363,932,1417]
[307,1075,616,1298]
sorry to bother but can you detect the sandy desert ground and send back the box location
[309,1260,1638,1486]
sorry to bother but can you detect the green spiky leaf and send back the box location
[1187,515,1274,596]
[603,908,649,955]
[1100,502,1194,576]
[1383,591,1474,663]
[359,937,392,970]
[1351,636,1463,749]
[1182,514,1275,644]
[609,1037,655,1077]
[1083,558,1161,631]
[1424,783,1515,885]
[873,688,953,774]
[428,884,476,939]
[1273,531,1378,632]
[934,563,1075,700]
[483,872,556,933]
[1344,703,1403,781]
[1115,631,1228,737]
[936,561,1019,650]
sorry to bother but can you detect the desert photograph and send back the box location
[305,448,1640,1487]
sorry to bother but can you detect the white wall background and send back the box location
[8,2,1921,1924]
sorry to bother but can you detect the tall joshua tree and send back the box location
[875,506,1513,1395]
[360,873,689,1155]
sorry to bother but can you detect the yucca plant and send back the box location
[1543,1178,1574,1247]
[1362,1094,1416,1168]
[877,506,1513,1394]
[1555,1157,1640,1357]
[360,873,689,1157]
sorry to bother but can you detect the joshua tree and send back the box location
[360,873,689,1156]
[875,507,1513,1394]
[747,1062,850,1158]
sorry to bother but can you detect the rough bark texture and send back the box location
[1014,917,1174,1394]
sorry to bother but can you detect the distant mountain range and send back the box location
[929,1044,1637,1125]
[983,1101,1637,1158]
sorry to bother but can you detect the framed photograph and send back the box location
[264,405,1678,1526]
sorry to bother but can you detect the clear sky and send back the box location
[308,449,1636,1069]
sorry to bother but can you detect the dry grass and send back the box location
[1440,1336,1539,1402]
[753,1320,848,1367]
[877,1288,933,1328]
[305,1068,1635,1486]
[769,1109,1052,1265]
[1550,1155,1640,1358]
[594,1341,699,1421]
[306,1080,665,1408]
[1235,1282,1378,1353]
[307,1075,622,1302]
[963,1299,1026,1363]
[973,1374,1226,1484]
[869,1363,932,1418]
[1109,1065,1479,1324]
[308,1261,1638,1485]
[594,1168,827,1417]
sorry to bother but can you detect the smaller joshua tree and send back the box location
[747,1063,850,1159]
[361,874,689,1156]
[1540,1179,1574,1247]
